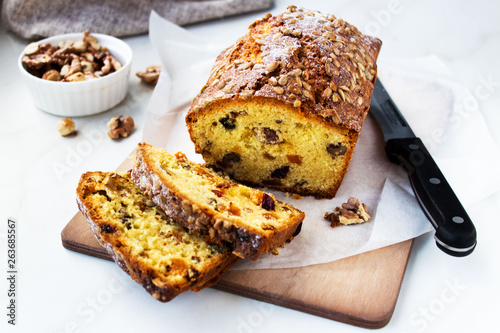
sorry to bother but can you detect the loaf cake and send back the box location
[76,171,238,302]
[186,6,382,198]
[131,143,305,260]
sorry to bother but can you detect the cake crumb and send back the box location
[324,197,371,228]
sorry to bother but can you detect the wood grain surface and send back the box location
[61,150,413,329]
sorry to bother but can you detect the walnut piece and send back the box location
[57,118,76,136]
[107,116,134,139]
[21,30,122,82]
[136,65,161,86]
[324,197,371,227]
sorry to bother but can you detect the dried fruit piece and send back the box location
[101,224,116,234]
[229,202,241,216]
[253,127,282,144]
[271,166,290,179]
[216,182,231,189]
[223,152,241,163]
[261,193,275,211]
[219,116,237,130]
[250,190,264,206]
[211,189,224,198]
[57,118,76,136]
[218,152,241,169]
[327,143,347,157]
[262,214,277,221]
[286,155,302,165]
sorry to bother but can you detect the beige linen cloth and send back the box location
[1,0,273,39]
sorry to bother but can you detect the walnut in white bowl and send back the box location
[18,31,133,116]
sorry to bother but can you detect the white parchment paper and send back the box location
[142,11,500,270]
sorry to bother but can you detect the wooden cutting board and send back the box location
[61,152,413,329]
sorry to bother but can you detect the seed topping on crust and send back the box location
[189,5,380,133]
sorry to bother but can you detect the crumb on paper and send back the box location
[284,192,302,199]
[324,197,371,228]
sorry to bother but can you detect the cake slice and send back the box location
[131,143,305,260]
[76,171,238,302]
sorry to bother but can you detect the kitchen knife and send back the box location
[369,79,477,257]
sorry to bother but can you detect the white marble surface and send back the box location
[1,0,499,332]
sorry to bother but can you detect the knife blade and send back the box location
[370,79,477,257]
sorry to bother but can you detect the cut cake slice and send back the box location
[76,171,238,302]
[131,143,305,260]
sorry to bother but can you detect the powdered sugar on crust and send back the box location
[189,5,381,133]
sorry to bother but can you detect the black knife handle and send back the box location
[385,137,477,257]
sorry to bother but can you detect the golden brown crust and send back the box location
[185,6,381,199]
[131,143,305,260]
[76,171,238,302]
[188,5,381,132]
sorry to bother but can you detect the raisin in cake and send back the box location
[131,143,305,260]
[186,6,382,199]
[76,171,238,302]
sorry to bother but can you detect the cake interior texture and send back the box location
[77,171,236,301]
[132,143,305,260]
[188,98,354,198]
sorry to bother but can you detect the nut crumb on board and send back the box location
[324,197,371,228]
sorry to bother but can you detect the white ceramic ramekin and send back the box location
[18,33,133,117]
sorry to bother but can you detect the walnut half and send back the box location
[107,115,134,139]
[136,65,161,86]
[324,197,371,227]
